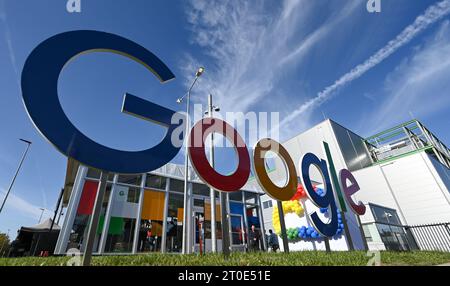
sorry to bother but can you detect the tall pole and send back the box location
[0,139,32,214]
[277,201,289,253]
[56,208,64,225]
[181,67,204,254]
[220,192,231,257]
[207,94,217,253]
[82,171,108,266]
[38,208,45,223]
[50,188,64,232]
[182,79,195,254]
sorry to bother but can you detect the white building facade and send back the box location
[260,119,450,252]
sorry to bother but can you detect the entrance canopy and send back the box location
[20,218,61,233]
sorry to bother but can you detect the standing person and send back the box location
[147,229,154,252]
[268,229,280,253]
[248,225,261,251]
[139,224,147,252]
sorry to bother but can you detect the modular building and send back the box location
[55,161,266,255]
[55,118,450,255]
[260,119,450,252]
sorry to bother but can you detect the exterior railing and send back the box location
[364,120,450,168]
[405,223,450,252]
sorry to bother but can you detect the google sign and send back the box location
[21,30,366,238]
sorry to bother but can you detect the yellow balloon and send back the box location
[272,200,304,234]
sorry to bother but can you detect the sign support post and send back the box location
[207,94,217,253]
[220,192,231,257]
[277,201,289,253]
[82,171,108,266]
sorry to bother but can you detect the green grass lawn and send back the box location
[0,251,449,266]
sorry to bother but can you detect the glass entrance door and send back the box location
[230,214,245,246]
[195,212,205,253]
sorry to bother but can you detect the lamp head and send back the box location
[196,67,205,77]
[176,98,183,104]
[19,139,32,145]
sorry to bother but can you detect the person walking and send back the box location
[267,229,280,252]
[248,225,261,252]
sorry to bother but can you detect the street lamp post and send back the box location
[38,208,45,223]
[204,94,220,253]
[177,67,205,254]
[0,139,32,214]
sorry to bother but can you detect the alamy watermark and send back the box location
[66,0,380,14]
[67,0,81,13]
[66,248,82,266]
[366,250,381,266]
[367,0,381,13]
[170,104,280,157]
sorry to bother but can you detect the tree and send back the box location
[0,233,11,257]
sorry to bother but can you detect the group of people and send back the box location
[138,221,281,253]
[247,225,280,252]
[138,221,159,252]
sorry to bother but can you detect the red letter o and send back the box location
[188,118,250,192]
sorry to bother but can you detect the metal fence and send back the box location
[405,223,450,252]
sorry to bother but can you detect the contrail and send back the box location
[280,0,450,127]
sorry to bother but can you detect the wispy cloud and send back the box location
[183,0,359,117]
[279,0,450,129]
[0,189,50,221]
[279,0,359,66]
[365,20,450,132]
[0,0,20,85]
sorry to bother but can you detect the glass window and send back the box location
[362,225,373,242]
[67,181,112,253]
[118,174,142,186]
[230,202,244,216]
[245,192,258,205]
[193,183,210,196]
[126,187,140,203]
[331,123,372,171]
[371,205,401,225]
[229,191,243,202]
[166,193,184,252]
[194,198,204,207]
[246,205,260,228]
[390,226,410,251]
[86,168,101,179]
[138,190,165,253]
[145,174,167,190]
[376,223,401,251]
[263,200,273,209]
[194,212,205,245]
[104,218,136,253]
[104,185,140,253]
[204,201,222,240]
[170,179,184,193]
[86,169,115,181]
[230,215,244,245]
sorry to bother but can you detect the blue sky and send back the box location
[1,0,450,236]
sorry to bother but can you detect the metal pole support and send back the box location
[277,201,289,253]
[82,171,108,266]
